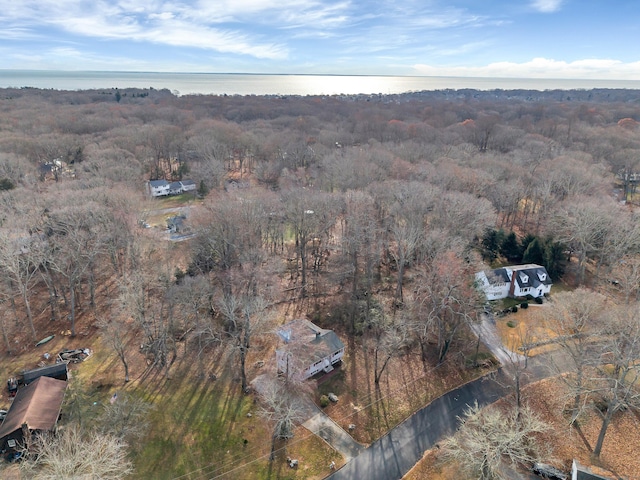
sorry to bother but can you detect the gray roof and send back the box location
[512,265,552,289]
[277,319,344,364]
[486,268,510,284]
[149,179,169,187]
[22,362,68,384]
[484,264,552,288]
[180,179,196,187]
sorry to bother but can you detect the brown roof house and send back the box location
[0,376,67,453]
[276,319,345,381]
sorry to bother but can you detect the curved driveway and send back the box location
[327,369,511,480]
[328,344,565,480]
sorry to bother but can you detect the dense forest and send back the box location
[1,86,640,479]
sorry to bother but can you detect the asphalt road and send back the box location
[327,337,566,480]
[328,369,512,480]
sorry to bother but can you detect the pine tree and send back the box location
[523,237,545,265]
[501,232,521,263]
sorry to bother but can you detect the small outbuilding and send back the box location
[0,376,67,453]
[276,319,345,381]
[21,362,68,385]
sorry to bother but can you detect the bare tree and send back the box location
[340,191,381,333]
[412,249,480,364]
[19,425,133,480]
[0,228,45,341]
[119,269,177,376]
[442,402,549,480]
[282,188,342,299]
[258,376,308,461]
[96,392,151,443]
[610,254,640,304]
[548,197,617,285]
[544,289,606,422]
[591,302,640,457]
[44,201,108,336]
[217,294,270,392]
[99,315,132,382]
[370,181,434,304]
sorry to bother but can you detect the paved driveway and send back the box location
[328,369,511,480]
[328,315,565,480]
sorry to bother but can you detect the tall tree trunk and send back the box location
[594,405,614,457]
[395,260,405,303]
[21,288,37,341]
[89,262,96,308]
[70,280,76,337]
[0,315,11,353]
[240,315,250,392]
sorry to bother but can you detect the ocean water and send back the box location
[1,70,640,96]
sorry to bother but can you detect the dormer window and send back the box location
[537,272,547,281]
[519,273,529,283]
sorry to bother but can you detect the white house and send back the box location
[148,179,196,197]
[168,181,183,195]
[180,180,197,192]
[276,319,345,380]
[148,179,170,197]
[475,264,552,301]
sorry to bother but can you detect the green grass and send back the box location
[131,360,339,480]
[155,193,198,208]
[133,367,263,480]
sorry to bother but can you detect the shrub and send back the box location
[520,302,529,309]
[506,321,516,328]
[320,395,329,408]
[511,305,518,313]
[534,297,543,304]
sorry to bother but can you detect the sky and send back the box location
[1,0,640,79]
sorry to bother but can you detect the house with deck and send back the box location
[475,264,552,301]
[276,319,345,380]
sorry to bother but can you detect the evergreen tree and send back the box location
[523,237,545,265]
[519,233,537,259]
[501,231,521,263]
[544,240,566,280]
[197,180,209,198]
[481,228,505,262]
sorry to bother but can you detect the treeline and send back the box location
[1,86,640,377]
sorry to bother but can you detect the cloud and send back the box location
[2,1,289,59]
[412,58,640,80]
[530,0,563,13]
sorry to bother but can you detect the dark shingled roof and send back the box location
[21,362,68,385]
[0,376,67,440]
[277,319,344,365]
[149,179,168,187]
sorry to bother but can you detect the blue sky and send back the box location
[1,0,639,78]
